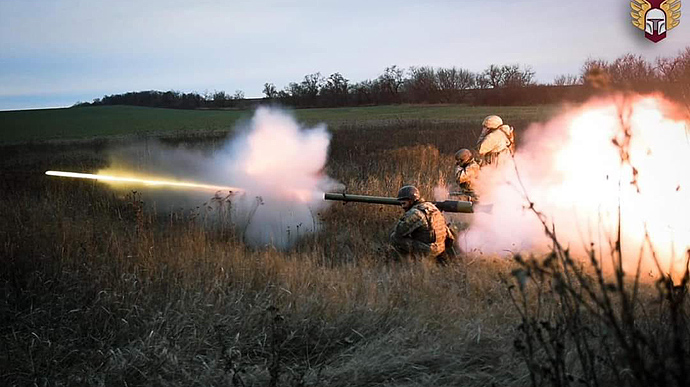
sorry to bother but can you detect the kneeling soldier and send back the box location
[390,185,449,261]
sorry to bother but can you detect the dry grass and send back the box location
[2,117,685,386]
[1,120,531,386]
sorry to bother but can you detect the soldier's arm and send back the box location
[475,128,490,149]
[456,164,477,184]
[456,168,470,184]
[393,209,426,238]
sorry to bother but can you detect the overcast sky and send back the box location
[0,0,687,110]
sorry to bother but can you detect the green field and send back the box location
[0,104,558,144]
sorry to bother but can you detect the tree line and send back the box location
[77,89,247,110]
[75,47,690,109]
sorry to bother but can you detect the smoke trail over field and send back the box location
[466,95,690,276]
[102,107,336,248]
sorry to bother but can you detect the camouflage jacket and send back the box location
[392,201,447,245]
[454,160,480,195]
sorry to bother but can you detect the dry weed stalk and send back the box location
[0,118,542,386]
[508,96,690,387]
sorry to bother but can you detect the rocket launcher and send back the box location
[323,192,492,214]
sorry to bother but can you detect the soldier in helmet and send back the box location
[476,115,515,167]
[453,148,480,202]
[389,185,450,261]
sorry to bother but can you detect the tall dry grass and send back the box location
[1,120,529,386]
[4,116,685,387]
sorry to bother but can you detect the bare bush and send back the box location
[553,74,580,86]
[509,101,690,387]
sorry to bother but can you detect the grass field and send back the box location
[1,105,687,386]
[0,104,558,144]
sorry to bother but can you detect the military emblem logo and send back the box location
[631,0,681,42]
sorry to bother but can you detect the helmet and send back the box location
[482,115,503,130]
[454,148,473,163]
[645,8,667,35]
[397,185,421,201]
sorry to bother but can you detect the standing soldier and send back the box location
[453,148,480,202]
[389,185,451,262]
[476,115,515,166]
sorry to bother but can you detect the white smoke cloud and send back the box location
[103,106,337,248]
[464,95,690,276]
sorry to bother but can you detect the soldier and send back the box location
[453,148,480,202]
[476,115,515,166]
[389,185,451,261]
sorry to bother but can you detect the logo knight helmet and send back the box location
[645,7,667,41]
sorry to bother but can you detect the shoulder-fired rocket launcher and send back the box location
[323,192,492,214]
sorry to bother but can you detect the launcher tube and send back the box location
[323,192,482,214]
[324,192,401,205]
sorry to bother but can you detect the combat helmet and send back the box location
[397,185,421,202]
[482,115,503,130]
[454,148,473,163]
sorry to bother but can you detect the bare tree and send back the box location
[212,90,228,108]
[657,47,690,107]
[350,80,376,105]
[277,82,303,105]
[607,54,656,84]
[262,83,278,99]
[321,72,350,106]
[476,74,491,89]
[553,74,580,86]
[300,72,324,105]
[581,58,611,88]
[657,47,690,83]
[277,73,324,106]
[478,64,535,88]
[480,64,504,88]
[437,67,476,102]
[406,66,438,103]
[581,54,656,88]
[502,64,535,88]
[377,65,405,101]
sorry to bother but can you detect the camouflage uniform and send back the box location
[389,201,448,259]
[454,159,480,202]
[477,124,515,166]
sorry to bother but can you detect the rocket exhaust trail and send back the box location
[45,107,336,248]
[45,170,244,193]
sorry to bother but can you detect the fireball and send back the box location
[468,94,690,279]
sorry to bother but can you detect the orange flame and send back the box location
[471,94,690,279]
[538,96,690,276]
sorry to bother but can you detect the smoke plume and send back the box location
[101,107,336,248]
[464,94,690,276]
